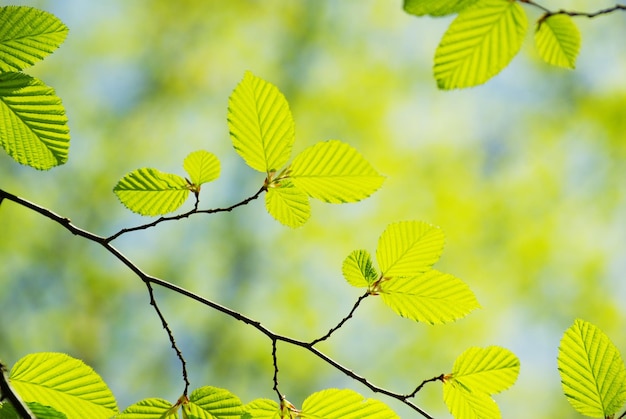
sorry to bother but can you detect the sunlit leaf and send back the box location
[113,168,190,216]
[183,150,220,186]
[403,0,479,17]
[290,140,384,203]
[451,346,520,394]
[115,398,177,418]
[9,353,118,419]
[228,71,295,173]
[376,221,445,278]
[433,0,527,89]
[0,6,68,72]
[242,399,280,419]
[443,381,501,419]
[379,269,479,324]
[0,72,69,169]
[184,386,244,419]
[558,319,626,418]
[301,389,399,419]
[342,249,378,288]
[265,180,311,228]
[535,14,581,69]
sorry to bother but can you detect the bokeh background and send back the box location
[2,1,626,417]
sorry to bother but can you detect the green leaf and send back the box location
[0,402,20,419]
[228,71,295,173]
[290,140,385,203]
[443,347,519,419]
[450,346,520,395]
[184,386,244,419]
[0,72,69,169]
[376,221,445,278]
[242,399,280,419]
[0,6,68,72]
[115,398,177,418]
[265,180,311,228]
[403,0,479,17]
[342,249,378,288]
[9,352,118,419]
[433,0,528,89]
[443,381,501,419]
[183,150,220,186]
[301,389,399,419]
[558,319,626,418]
[379,269,479,324]
[28,402,67,419]
[113,168,190,216]
[535,14,581,69]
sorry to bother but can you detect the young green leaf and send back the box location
[0,6,68,72]
[558,319,626,418]
[403,0,479,17]
[228,71,295,174]
[184,386,244,419]
[433,0,528,89]
[535,14,581,69]
[443,381,501,419]
[376,221,445,278]
[379,269,479,324]
[265,180,311,228]
[290,140,385,203]
[183,150,220,187]
[342,249,379,288]
[242,399,280,419]
[0,72,69,170]
[450,346,520,395]
[443,346,519,419]
[113,168,190,216]
[115,398,177,418]
[301,389,399,419]
[26,402,67,419]
[9,352,118,419]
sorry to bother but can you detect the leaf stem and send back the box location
[309,291,369,345]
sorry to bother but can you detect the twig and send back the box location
[407,374,445,398]
[106,186,266,242]
[0,361,35,419]
[0,188,435,418]
[310,291,370,345]
[519,1,626,23]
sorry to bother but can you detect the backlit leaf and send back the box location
[379,270,479,324]
[183,150,220,186]
[342,249,378,288]
[0,72,69,169]
[265,180,311,228]
[433,0,527,89]
[403,0,479,17]
[184,386,244,419]
[9,352,118,419]
[451,346,520,395]
[115,398,177,418]
[0,6,68,72]
[290,140,384,203]
[443,381,501,419]
[113,168,190,216]
[228,71,295,173]
[535,14,581,69]
[376,221,445,278]
[242,399,280,419]
[301,389,399,419]
[558,319,626,417]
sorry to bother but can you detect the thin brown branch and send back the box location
[310,291,370,345]
[407,374,445,398]
[519,1,626,23]
[0,361,35,419]
[0,188,435,418]
[105,186,266,242]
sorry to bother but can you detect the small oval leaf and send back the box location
[535,14,581,69]
[183,150,220,186]
[342,249,378,288]
[301,389,399,419]
[265,180,311,228]
[113,168,190,216]
[186,386,244,419]
[115,398,177,419]
[451,346,520,395]
[290,140,385,203]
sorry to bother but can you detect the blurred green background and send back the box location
[1,1,626,417]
